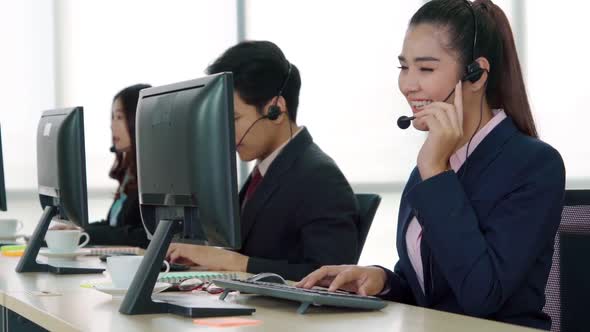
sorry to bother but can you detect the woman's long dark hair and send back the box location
[410,0,537,138]
[109,84,151,198]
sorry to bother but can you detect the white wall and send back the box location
[0,1,56,190]
[526,3,590,183]
[2,0,237,190]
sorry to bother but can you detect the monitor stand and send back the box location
[118,218,255,317]
[15,206,104,274]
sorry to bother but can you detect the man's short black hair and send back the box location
[206,40,301,121]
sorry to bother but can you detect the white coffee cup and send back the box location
[0,219,23,238]
[107,256,170,289]
[45,230,90,253]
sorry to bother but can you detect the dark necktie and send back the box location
[243,167,263,206]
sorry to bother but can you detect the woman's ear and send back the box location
[470,57,491,92]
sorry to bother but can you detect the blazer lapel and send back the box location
[456,117,519,192]
[240,128,314,244]
[398,168,422,257]
[398,169,429,305]
[397,167,422,244]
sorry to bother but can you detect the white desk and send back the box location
[0,255,543,332]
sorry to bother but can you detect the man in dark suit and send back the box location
[166,41,359,281]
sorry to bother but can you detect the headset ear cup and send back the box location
[267,105,281,120]
[463,71,483,83]
[463,61,484,83]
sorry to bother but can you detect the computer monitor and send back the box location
[137,75,241,247]
[0,125,6,212]
[119,73,252,317]
[16,107,100,273]
[37,108,89,227]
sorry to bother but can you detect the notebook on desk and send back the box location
[86,247,143,256]
[159,272,237,283]
[160,272,238,290]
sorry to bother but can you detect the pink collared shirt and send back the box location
[406,110,506,293]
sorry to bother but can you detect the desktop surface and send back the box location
[3,285,543,332]
[0,255,543,332]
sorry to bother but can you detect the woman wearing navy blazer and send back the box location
[297,0,565,330]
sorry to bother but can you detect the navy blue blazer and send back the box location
[380,117,565,330]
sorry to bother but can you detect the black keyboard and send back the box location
[214,279,387,314]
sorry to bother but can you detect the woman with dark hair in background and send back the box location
[297,0,565,330]
[53,84,151,248]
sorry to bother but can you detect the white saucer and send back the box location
[39,248,91,260]
[93,282,171,297]
[0,234,24,241]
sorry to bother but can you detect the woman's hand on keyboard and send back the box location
[295,265,387,296]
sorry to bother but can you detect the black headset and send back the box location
[462,0,485,83]
[236,61,293,147]
[266,62,293,121]
[460,0,488,181]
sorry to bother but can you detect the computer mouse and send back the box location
[247,272,287,284]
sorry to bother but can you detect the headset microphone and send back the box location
[396,86,456,130]
[110,145,117,153]
[397,116,415,129]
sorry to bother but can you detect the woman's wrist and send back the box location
[418,163,448,181]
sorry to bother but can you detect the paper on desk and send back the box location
[27,290,62,297]
[155,292,225,305]
[80,278,109,288]
[193,317,262,327]
[153,293,252,310]
[0,245,26,252]
[1,250,23,257]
